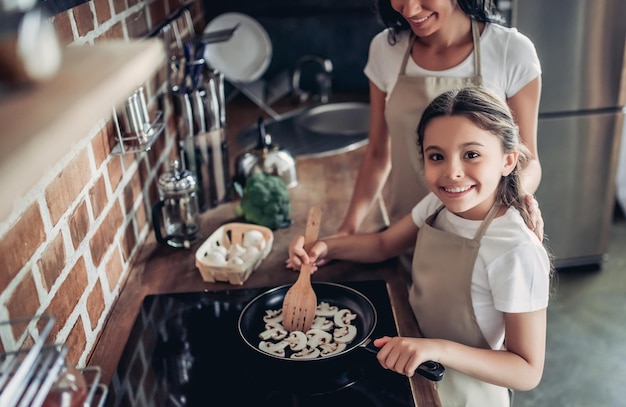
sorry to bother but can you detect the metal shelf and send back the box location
[0,314,108,407]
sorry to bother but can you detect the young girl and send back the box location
[289,87,551,406]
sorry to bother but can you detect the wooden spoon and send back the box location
[282,206,322,332]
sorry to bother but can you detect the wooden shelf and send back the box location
[0,40,165,221]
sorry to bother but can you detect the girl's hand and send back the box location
[524,194,544,241]
[286,235,329,273]
[373,336,441,378]
[285,231,348,270]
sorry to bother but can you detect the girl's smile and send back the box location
[422,115,517,220]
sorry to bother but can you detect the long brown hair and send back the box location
[416,87,532,225]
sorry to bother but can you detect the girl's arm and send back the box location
[289,214,418,270]
[374,308,547,391]
[337,81,391,235]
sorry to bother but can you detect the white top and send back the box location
[364,23,541,101]
[411,193,551,350]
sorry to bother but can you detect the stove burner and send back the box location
[259,384,382,407]
[270,365,365,396]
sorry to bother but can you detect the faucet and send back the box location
[291,55,333,104]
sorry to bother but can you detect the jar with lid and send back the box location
[151,159,201,248]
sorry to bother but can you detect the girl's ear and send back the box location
[501,151,518,177]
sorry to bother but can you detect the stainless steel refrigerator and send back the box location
[502,0,626,268]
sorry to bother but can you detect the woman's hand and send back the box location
[286,235,329,273]
[525,194,544,241]
[285,231,348,270]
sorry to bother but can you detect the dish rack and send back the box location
[0,314,108,406]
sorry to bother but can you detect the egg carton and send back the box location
[195,222,274,285]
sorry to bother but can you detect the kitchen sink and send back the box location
[236,101,370,158]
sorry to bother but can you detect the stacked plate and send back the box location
[203,13,272,83]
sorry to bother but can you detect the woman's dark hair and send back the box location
[376,0,503,44]
[416,87,531,225]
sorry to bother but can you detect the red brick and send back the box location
[37,232,66,292]
[107,155,123,193]
[91,126,109,170]
[45,149,91,226]
[93,0,112,26]
[96,21,125,41]
[44,257,89,342]
[89,201,123,267]
[6,271,40,335]
[122,169,142,214]
[126,9,149,38]
[52,11,75,45]
[104,246,123,290]
[73,2,95,37]
[89,175,108,220]
[120,219,137,262]
[0,203,46,290]
[64,318,87,367]
[86,279,105,330]
[135,200,148,234]
[68,199,90,250]
[148,0,167,30]
[111,0,127,16]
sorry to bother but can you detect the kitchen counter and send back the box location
[88,98,441,407]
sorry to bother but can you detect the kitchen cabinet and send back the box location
[0,40,165,221]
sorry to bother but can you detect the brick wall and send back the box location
[0,0,204,367]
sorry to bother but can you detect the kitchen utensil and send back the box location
[197,23,240,45]
[281,206,321,332]
[239,282,445,381]
[202,13,271,83]
[233,117,297,189]
[151,160,201,249]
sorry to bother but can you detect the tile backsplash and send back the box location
[0,0,204,366]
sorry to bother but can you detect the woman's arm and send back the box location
[337,81,392,235]
[508,76,544,238]
[507,76,542,195]
[374,308,547,391]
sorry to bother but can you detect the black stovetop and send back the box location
[108,280,414,407]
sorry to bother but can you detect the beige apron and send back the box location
[409,204,510,407]
[384,19,484,282]
[384,19,483,225]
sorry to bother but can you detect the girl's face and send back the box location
[422,115,518,220]
[389,0,458,36]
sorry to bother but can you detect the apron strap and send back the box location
[470,19,482,79]
[472,203,500,241]
[400,34,416,76]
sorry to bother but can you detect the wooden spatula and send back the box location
[282,206,322,332]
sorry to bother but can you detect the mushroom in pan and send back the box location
[333,325,357,344]
[306,328,332,348]
[285,331,307,351]
[333,309,357,327]
[262,309,283,324]
[310,316,334,331]
[290,346,321,359]
[315,302,339,317]
[259,322,288,340]
[319,342,347,356]
[259,340,289,357]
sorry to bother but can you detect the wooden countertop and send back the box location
[88,98,441,407]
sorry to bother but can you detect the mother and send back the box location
[336,0,543,264]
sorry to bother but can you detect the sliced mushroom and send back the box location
[285,331,307,351]
[290,346,321,359]
[259,322,288,340]
[319,342,347,356]
[333,309,357,327]
[310,316,334,331]
[333,325,357,344]
[306,328,333,348]
[259,340,289,357]
[262,309,283,324]
[315,302,339,317]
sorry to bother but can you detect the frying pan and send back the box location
[238,282,444,381]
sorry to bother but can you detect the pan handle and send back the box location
[361,339,445,382]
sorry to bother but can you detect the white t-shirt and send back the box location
[364,23,542,101]
[411,193,551,350]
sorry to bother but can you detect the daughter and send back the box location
[289,87,551,406]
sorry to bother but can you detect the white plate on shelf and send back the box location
[203,13,272,83]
